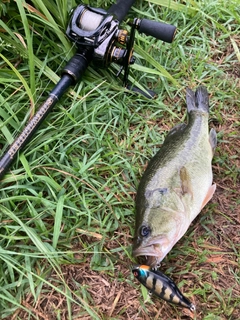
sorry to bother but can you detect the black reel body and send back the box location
[64,4,130,85]
[66,5,111,47]
[66,5,125,67]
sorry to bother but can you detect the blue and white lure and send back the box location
[132,265,195,311]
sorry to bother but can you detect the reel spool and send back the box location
[79,8,104,31]
[66,5,117,48]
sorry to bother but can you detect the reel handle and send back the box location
[137,18,176,43]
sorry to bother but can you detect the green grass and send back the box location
[0,0,239,319]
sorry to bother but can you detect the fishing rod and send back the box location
[0,0,176,180]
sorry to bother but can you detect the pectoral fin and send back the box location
[180,167,193,197]
[209,128,217,156]
[201,183,216,210]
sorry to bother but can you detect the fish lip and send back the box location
[132,236,168,266]
[133,236,165,255]
[133,243,160,257]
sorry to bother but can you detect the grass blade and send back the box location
[53,195,65,249]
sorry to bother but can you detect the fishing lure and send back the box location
[132,265,195,311]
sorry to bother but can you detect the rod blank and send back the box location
[108,0,135,22]
[0,75,73,179]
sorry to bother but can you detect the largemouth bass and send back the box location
[133,86,217,267]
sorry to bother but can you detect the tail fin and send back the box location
[186,86,209,113]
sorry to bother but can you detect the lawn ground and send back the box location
[0,0,239,319]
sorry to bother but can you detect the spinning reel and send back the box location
[0,1,176,179]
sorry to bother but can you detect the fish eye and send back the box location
[133,271,139,277]
[140,225,151,237]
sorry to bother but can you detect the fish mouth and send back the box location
[133,237,170,267]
